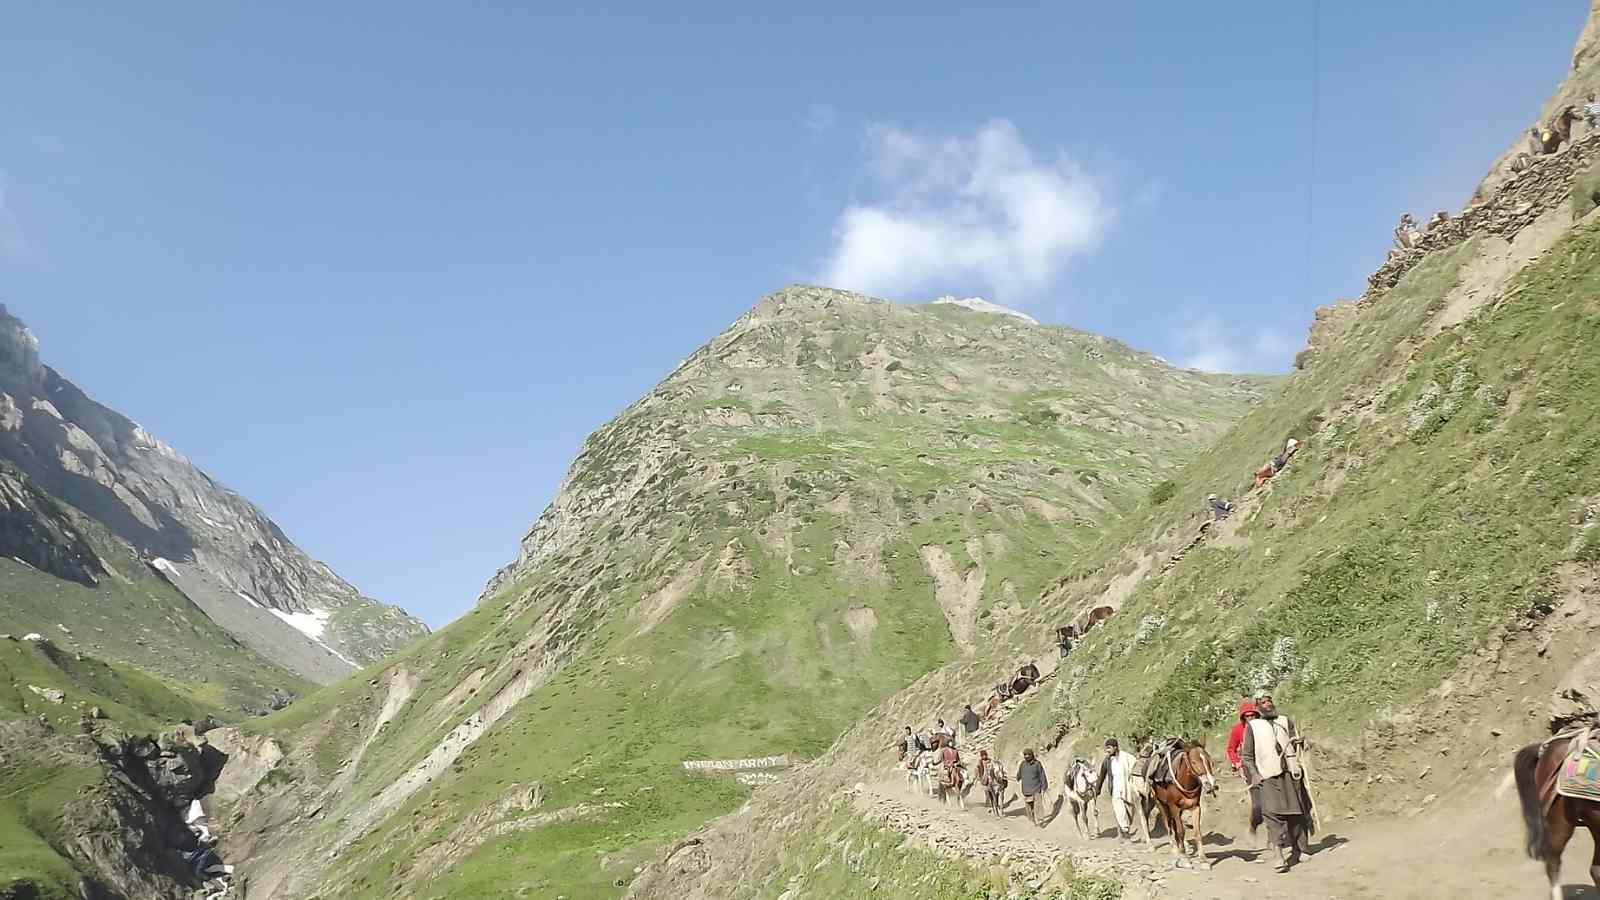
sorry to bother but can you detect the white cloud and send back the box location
[819,119,1111,302]
[1176,316,1298,374]
[0,171,25,260]
[803,104,838,138]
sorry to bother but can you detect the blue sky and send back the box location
[1,2,1586,626]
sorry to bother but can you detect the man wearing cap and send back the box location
[1096,737,1141,840]
[1016,748,1049,827]
[1240,693,1315,872]
[1208,493,1235,521]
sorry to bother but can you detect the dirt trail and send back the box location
[856,766,1598,899]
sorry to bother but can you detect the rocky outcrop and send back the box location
[0,720,218,900]
[0,466,104,586]
[0,304,426,678]
[1368,132,1600,300]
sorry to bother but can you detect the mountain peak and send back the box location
[930,295,1040,325]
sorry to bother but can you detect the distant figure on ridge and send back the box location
[1207,493,1234,521]
[1586,91,1600,131]
[1393,213,1422,250]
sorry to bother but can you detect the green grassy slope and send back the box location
[1052,219,1600,744]
[237,288,1271,899]
[0,515,313,713]
[619,144,1600,900]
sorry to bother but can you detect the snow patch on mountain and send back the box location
[931,296,1039,325]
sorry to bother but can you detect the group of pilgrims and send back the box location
[895,682,1318,872]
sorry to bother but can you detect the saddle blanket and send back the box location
[1556,739,1600,802]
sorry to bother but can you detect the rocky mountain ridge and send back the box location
[0,304,425,682]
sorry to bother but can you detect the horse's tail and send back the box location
[1513,742,1548,860]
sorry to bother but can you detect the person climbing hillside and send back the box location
[1096,737,1141,841]
[1017,748,1049,827]
[1056,624,1078,657]
[1227,700,1264,835]
[959,703,980,738]
[1586,91,1600,131]
[1241,694,1316,873]
[1207,493,1234,521]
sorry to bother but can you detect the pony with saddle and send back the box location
[1142,738,1219,859]
[930,734,966,809]
[976,751,1007,816]
[1514,716,1600,899]
[1063,758,1101,838]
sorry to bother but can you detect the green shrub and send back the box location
[1148,480,1177,506]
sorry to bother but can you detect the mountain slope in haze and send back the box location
[623,9,1600,897]
[0,305,426,685]
[221,286,1272,899]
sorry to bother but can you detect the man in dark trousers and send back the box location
[1240,693,1315,872]
[1017,748,1049,827]
[959,703,981,740]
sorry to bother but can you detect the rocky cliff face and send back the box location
[0,304,425,681]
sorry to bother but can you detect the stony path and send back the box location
[852,767,1600,899]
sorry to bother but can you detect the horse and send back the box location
[1063,758,1101,839]
[1084,605,1113,631]
[904,749,934,797]
[980,762,1008,816]
[935,759,967,809]
[1514,728,1600,900]
[1537,106,1580,155]
[1145,741,1219,859]
[1253,460,1276,489]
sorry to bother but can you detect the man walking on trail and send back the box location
[899,726,918,761]
[1240,694,1316,872]
[1017,748,1049,827]
[1097,737,1140,841]
[1226,700,1264,837]
[959,704,981,738]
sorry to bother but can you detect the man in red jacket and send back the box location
[1227,699,1263,838]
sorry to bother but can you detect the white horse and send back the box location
[1063,758,1101,838]
[903,750,934,797]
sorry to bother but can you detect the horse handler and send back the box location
[1017,748,1049,827]
[1240,694,1315,872]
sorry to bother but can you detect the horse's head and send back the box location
[1186,744,1219,796]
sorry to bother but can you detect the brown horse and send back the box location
[1537,106,1581,155]
[1147,741,1220,859]
[1082,605,1113,631]
[1514,729,1600,900]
